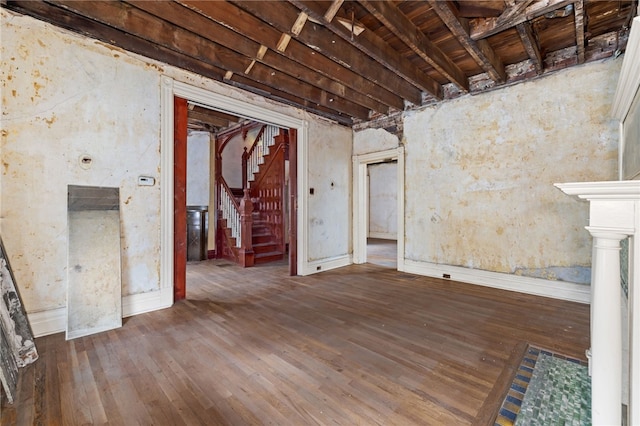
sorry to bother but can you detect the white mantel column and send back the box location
[588,230,626,424]
[555,180,640,426]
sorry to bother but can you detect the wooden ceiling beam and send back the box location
[288,0,442,100]
[324,0,344,23]
[190,106,239,124]
[50,0,370,119]
[516,21,543,74]
[226,73,354,126]
[179,0,407,110]
[470,0,575,40]
[429,0,506,83]
[133,1,386,115]
[6,1,353,126]
[574,0,585,64]
[3,1,217,81]
[456,1,505,18]
[358,0,469,92]
[499,0,536,25]
[188,106,239,128]
[188,111,230,128]
[222,0,419,107]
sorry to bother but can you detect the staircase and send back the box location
[251,211,284,264]
[215,124,287,267]
[246,125,286,264]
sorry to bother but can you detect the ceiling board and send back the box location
[2,0,633,124]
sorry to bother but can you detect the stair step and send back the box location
[255,251,284,264]
[252,234,273,244]
[252,242,280,254]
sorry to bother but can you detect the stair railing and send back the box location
[242,124,280,189]
[219,178,242,247]
[218,177,254,266]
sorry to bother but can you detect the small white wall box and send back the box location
[138,176,155,186]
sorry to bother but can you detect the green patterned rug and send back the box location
[494,346,591,426]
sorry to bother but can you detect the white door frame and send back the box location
[160,77,309,304]
[352,146,405,270]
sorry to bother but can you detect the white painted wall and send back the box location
[186,131,210,206]
[1,10,162,309]
[354,128,399,155]
[368,162,397,239]
[1,10,353,330]
[221,126,260,189]
[622,93,640,180]
[307,120,352,262]
[403,58,621,286]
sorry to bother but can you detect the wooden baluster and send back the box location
[242,147,249,190]
[238,189,255,267]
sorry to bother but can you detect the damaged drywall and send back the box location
[403,58,621,284]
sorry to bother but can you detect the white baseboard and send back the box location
[368,232,397,240]
[28,307,66,338]
[403,259,590,304]
[28,287,174,338]
[122,287,173,318]
[301,254,352,276]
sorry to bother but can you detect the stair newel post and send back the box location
[238,188,255,267]
[242,147,249,190]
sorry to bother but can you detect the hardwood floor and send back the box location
[367,238,397,268]
[1,260,589,425]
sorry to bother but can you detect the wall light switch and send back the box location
[138,176,155,186]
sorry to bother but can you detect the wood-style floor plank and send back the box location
[1,259,589,425]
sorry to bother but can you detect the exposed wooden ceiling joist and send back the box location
[52,0,372,120]
[429,0,506,83]
[516,21,544,74]
[469,0,575,40]
[358,0,469,92]
[188,105,239,130]
[574,0,586,64]
[212,0,419,107]
[136,1,385,117]
[288,0,443,100]
[323,0,344,22]
[3,0,632,127]
[457,1,505,18]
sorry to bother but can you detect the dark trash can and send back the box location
[187,206,208,261]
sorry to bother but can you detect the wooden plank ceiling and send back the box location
[3,0,636,129]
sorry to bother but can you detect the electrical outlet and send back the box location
[138,176,155,186]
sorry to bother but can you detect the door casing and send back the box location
[352,146,405,269]
[162,78,307,303]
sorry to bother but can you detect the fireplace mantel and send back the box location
[555,180,639,425]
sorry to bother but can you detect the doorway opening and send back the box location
[161,79,306,304]
[353,147,405,271]
[367,160,398,268]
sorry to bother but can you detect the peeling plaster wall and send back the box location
[403,59,621,285]
[307,120,352,261]
[1,10,352,316]
[1,10,162,311]
[353,128,399,156]
[369,162,397,239]
[622,92,640,180]
[186,131,210,206]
